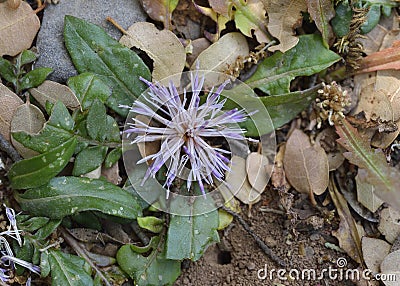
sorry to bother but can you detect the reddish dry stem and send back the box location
[106,16,129,35]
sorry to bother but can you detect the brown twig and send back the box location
[0,133,21,162]
[106,16,129,35]
[59,227,112,286]
[219,204,286,267]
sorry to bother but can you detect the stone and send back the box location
[35,0,147,83]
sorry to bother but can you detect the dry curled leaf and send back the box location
[283,129,329,199]
[265,0,307,52]
[29,80,81,110]
[221,155,261,205]
[192,32,249,86]
[246,152,270,193]
[10,102,45,158]
[361,237,391,274]
[329,181,364,264]
[120,22,185,85]
[306,0,335,48]
[0,83,23,141]
[0,1,40,56]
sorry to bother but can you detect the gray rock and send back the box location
[35,0,147,83]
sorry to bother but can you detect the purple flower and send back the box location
[122,70,248,197]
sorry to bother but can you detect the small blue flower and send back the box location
[122,69,249,197]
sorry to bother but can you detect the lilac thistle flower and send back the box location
[122,70,249,198]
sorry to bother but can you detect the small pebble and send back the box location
[309,233,321,241]
[246,262,256,271]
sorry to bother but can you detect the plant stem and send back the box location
[0,133,21,162]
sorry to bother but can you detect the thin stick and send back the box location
[60,227,112,286]
[0,133,21,162]
[106,17,129,35]
[219,204,286,267]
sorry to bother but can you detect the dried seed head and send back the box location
[316,82,351,128]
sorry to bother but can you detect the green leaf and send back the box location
[104,147,122,168]
[73,146,108,176]
[15,176,143,219]
[9,137,77,189]
[20,50,38,66]
[117,237,181,286]
[87,99,108,141]
[223,86,319,136]
[361,4,381,34]
[67,72,111,110]
[35,219,62,240]
[64,15,151,115]
[137,216,164,233]
[245,34,341,95]
[18,217,50,232]
[40,251,51,277]
[48,101,75,131]
[0,58,16,83]
[48,249,93,286]
[165,199,219,261]
[331,1,352,37]
[105,115,121,142]
[19,67,53,91]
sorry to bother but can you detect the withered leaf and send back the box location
[329,181,364,264]
[380,250,400,286]
[0,1,40,56]
[356,170,383,213]
[358,41,400,73]
[135,115,161,166]
[0,83,23,141]
[246,152,270,193]
[361,237,391,274]
[120,22,185,85]
[192,32,249,87]
[10,102,45,158]
[140,0,178,28]
[354,85,393,122]
[221,155,261,205]
[265,0,307,52]
[336,118,400,211]
[306,0,335,48]
[29,80,81,110]
[283,129,329,196]
[378,207,400,244]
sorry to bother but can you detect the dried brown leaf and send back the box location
[222,156,261,205]
[135,115,161,166]
[139,0,178,28]
[29,80,81,110]
[101,163,122,185]
[356,170,384,213]
[120,22,185,85]
[10,102,45,158]
[329,180,364,264]
[306,0,335,48]
[0,83,23,141]
[378,207,400,244]
[271,144,290,192]
[283,129,329,197]
[0,1,40,56]
[186,38,211,67]
[354,85,393,122]
[380,250,400,286]
[192,32,249,86]
[358,41,400,73]
[265,0,307,52]
[361,237,391,274]
[246,152,270,193]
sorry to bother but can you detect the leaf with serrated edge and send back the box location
[120,22,185,85]
[9,137,77,189]
[307,0,335,48]
[0,83,23,141]
[29,80,80,110]
[64,15,151,116]
[266,0,307,52]
[283,129,329,196]
[336,118,400,211]
[15,176,143,219]
[246,34,341,95]
[0,2,40,56]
